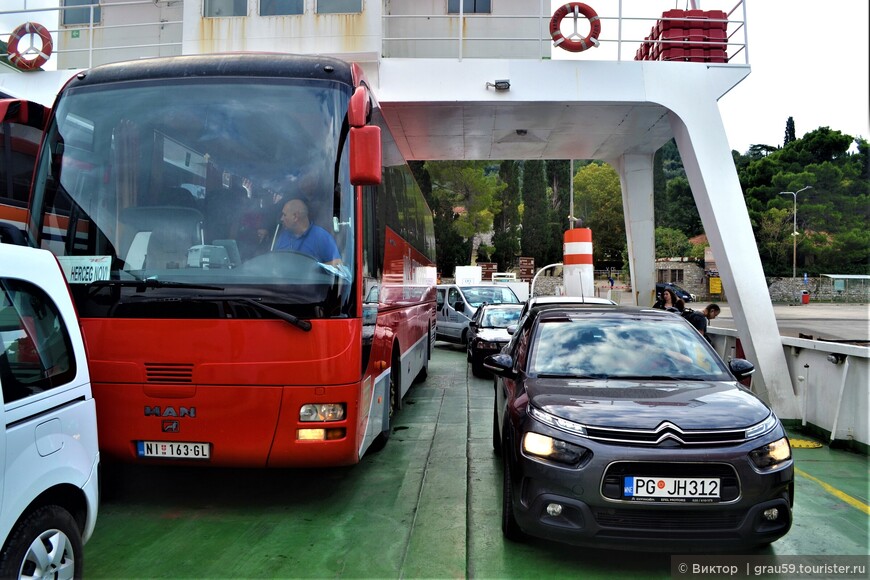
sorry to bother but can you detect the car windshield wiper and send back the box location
[613,375,684,381]
[90,278,225,293]
[232,297,312,332]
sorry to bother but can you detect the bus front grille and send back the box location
[145,363,194,383]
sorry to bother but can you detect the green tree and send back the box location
[425,160,504,265]
[546,159,573,264]
[412,161,469,278]
[492,160,522,271]
[573,162,626,266]
[656,175,703,236]
[655,227,690,258]
[784,117,796,147]
[753,207,793,276]
[520,160,552,265]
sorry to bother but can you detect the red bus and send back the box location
[2,54,437,467]
[0,99,46,245]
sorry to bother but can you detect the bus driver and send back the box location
[274,198,342,266]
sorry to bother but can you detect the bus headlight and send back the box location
[299,403,346,422]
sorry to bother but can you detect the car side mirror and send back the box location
[729,358,755,381]
[484,353,516,378]
[0,222,29,246]
[506,324,517,335]
[453,301,464,312]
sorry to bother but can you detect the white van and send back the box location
[0,244,100,578]
[435,283,521,345]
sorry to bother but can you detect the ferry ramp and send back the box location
[84,344,868,578]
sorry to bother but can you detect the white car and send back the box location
[0,243,100,578]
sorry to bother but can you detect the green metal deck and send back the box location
[85,344,869,578]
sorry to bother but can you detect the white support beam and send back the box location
[612,154,656,307]
[668,107,801,419]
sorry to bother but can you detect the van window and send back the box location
[448,287,462,308]
[0,278,76,404]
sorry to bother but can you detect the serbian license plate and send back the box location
[137,441,210,460]
[624,476,720,502]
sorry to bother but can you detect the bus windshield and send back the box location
[29,77,355,320]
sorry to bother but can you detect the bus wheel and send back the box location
[371,348,401,452]
[414,326,431,383]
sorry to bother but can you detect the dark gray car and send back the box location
[487,305,793,550]
[466,303,524,377]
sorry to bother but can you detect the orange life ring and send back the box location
[550,3,601,53]
[7,22,53,71]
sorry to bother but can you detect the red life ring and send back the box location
[7,22,54,71]
[550,3,601,53]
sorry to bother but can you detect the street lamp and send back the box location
[779,185,813,279]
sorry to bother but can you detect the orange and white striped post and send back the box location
[563,228,594,297]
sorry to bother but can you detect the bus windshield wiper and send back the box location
[89,278,225,293]
[232,297,312,332]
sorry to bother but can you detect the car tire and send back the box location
[501,433,524,541]
[0,505,83,579]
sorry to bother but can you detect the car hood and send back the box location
[526,378,771,430]
[476,328,511,342]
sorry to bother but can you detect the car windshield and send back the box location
[481,306,522,328]
[528,317,731,381]
[461,286,520,307]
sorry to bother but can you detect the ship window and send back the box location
[260,0,303,15]
[448,0,492,14]
[204,0,247,17]
[317,0,362,13]
[62,0,102,26]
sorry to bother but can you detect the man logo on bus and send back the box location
[162,420,180,433]
[144,406,196,418]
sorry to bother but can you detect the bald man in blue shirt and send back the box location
[274,198,342,266]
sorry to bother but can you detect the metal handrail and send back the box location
[2,1,749,69]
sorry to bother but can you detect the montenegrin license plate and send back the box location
[137,441,210,460]
[624,476,720,502]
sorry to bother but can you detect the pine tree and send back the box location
[492,161,521,271]
[784,117,796,146]
[520,160,552,267]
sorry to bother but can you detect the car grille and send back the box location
[593,507,745,531]
[601,462,740,502]
[585,421,747,446]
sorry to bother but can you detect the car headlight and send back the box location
[745,413,778,439]
[478,340,501,350]
[299,403,346,422]
[749,437,791,468]
[528,406,588,437]
[523,432,588,465]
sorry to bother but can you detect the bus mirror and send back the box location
[348,87,368,128]
[349,125,382,186]
[0,99,48,129]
